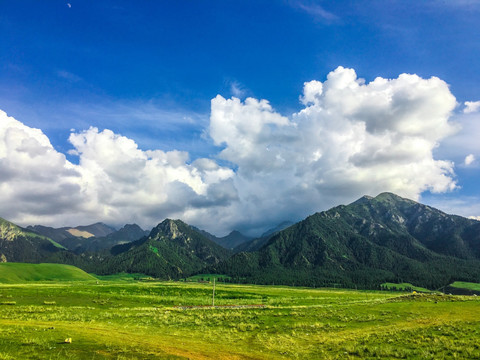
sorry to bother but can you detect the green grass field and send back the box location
[0,263,96,283]
[381,282,431,293]
[450,281,480,291]
[0,275,479,359]
[186,273,232,282]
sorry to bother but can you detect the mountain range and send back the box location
[1,192,479,289]
[27,223,148,254]
[210,193,480,288]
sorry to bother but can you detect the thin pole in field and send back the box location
[212,277,216,307]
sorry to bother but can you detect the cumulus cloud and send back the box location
[69,127,235,225]
[0,110,83,225]
[0,111,235,230]
[208,66,458,233]
[464,101,480,113]
[0,67,465,235]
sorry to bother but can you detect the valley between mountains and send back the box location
[1,192,480,290]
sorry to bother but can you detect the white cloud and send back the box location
[0,112,235,230]
[0,110,83,225]
[207,66,458,233]
[464,101,480,113]
[67,127,236,228]
[465,154,476,166]
[0,67,467,235]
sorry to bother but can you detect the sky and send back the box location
[1,0,480,236]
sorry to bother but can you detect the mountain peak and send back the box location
[352,195,374,205]
[150,219,186,240]
[374,192,415,204]
[351,192,416,207]
[122,223,143,231]
[215,192,480,288]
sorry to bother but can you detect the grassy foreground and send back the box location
[0,279,479,359]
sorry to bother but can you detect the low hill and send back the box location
[446,281,480,295]
[0,263,96,283]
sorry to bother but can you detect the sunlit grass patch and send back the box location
[450,281,480,291]
[381,282,431,292]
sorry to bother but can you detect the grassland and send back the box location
[0,263,95,283]
[1,274,479,359]
[186,273,232,282]
[450,281,480,291]
[381,282,431,293]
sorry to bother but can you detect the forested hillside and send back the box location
[210,193,480,289]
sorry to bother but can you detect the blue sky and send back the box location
[1,1,480,235]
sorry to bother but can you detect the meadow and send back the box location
[0,272,479,359]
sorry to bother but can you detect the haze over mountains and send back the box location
[1,193,480,289]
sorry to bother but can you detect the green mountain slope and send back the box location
[212,193,480,289]
[97,219,232,278]
[0,217,66,263]
[344,193,480,259]
[0,263,95,283]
